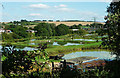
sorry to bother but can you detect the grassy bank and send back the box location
[46,42,102,56]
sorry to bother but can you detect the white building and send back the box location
[0,29,5,33]
[71,29,79,31]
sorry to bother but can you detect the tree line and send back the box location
[2,22,92,40]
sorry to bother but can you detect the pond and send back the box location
[0,45,2,52]
[16,47,37,51]
[0,45,37,52]
[73,39,96,41]
[85,34,94,36]
[63,50,116,60]
[31,39,36,41]
[97,35,108,38]
[53,42,83,46]
[29,41,83,46]
[29,43,38,45]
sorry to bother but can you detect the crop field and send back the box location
[47,21,105,26]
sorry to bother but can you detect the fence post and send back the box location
[52,62,54,78]
[63,60,66,68]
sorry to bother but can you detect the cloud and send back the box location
[54,4,74,12]
[29,4,50,9]
[54,4,67,8]
[28,4,104,21]
[29,13,41,16]
[28,13,54,19]
[59,4,67,7]
[57,8,73,12]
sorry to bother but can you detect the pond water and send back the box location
[63,50,116,60]
[0,45,37,52]
[0,45,2,52]
[31,39,36,41]
[85,34,94,36]
[73,39,96,41]
[98,35,108,38]
[29,43,39,45]
[29,43,36,45]
[53,42,82,46]
[16,47,37,51]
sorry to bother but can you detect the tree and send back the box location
[103,1,120,59]
[95,29,104,35]
[48,20,53,22]
[55,24,69,36]
[12,26,29,38]
[2,33,13,41]
[78,29,87,35]
[34,23,55,37]
[56,20,60,22]
[69,24,82,29]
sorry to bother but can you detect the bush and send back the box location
[2,44,49,77]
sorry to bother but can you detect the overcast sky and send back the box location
[0,1,111,22]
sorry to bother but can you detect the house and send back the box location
[0,29,12,33]
[0,29,5,33]
[5,30,12,33]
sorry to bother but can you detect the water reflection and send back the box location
[29,43,35,45]
[19,47,37,51]
[85,34,94,36]
[53,42,82,46]
[31,39,36,41]
[29,43,39,45]
[64,43,83,46]
[53,42,59,46]
[73,39,96,41]
[0,45,2,52]
[0,45,37,51]
[63,51,116,60]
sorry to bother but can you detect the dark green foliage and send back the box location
[90,23,103,28]
[55,24,69,36]
[56,20,60,22]
[13,26,29,38]
[43,20,47,22]
[36,28,49,36]
[102,1,120,58]
[78,29,87,35]
[95,29,105,35]
[4,25,29,39]
[105,60,120,78]
[2,44,49,77]
[72,29,87,36]
[2,45,36,77]
[69,24,82,29]
[34,23,55,37]
[48,20,53,22]
[2,33,13,41]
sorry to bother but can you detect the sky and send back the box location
[0,0,113,2]
[0,1,111,22]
